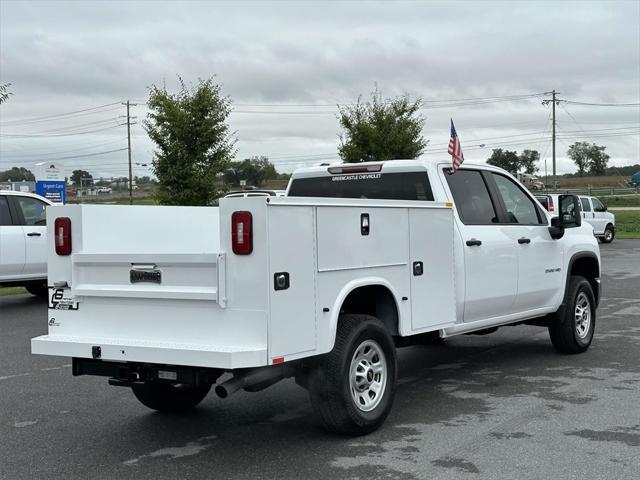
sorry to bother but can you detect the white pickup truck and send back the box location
[31,160,601,435]
[1,190,52,296]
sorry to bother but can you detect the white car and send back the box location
[535,194,616,243]
[0,190,52,296]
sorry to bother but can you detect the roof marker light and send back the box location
[327,164,382,174]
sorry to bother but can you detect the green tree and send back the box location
[224,156,278,187]
[567,142,610,176]
[338,87,426,163]
[486,149,520,174]
[145,77,235,205]
[518,149,540,174]
[70,170,93,186]
[486,148,541,174]
[0,166,35,182]
[134,176,153,185]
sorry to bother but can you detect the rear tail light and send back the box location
[54,217,72,256]
[548,197,555,212]
[231,211,253,255]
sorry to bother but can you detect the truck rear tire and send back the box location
[308,314,397,436]
[131,382,211,413]
[548,276,596,354]
[25,282,48,298]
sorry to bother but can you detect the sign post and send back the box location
[34,162,66,204]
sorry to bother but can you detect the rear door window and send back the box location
[0,196,13,226]
[288,172,434,201]
[580,198,592,212]
[16,196,48,225]
[444,170,498,224]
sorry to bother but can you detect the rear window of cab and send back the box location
[288,172,434,201]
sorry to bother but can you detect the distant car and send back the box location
[535,193,616,243]
[223,189,286,198]
[0,190,53,296]
[96,187,113,194]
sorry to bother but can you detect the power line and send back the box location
[233,92,546,107]
[0,102,123,126]
[0,124,126,138]
[564,100,640,107]
[2,117,122,136]
[0,138,128,159]
[0,147,128,164]
[230,96,545,115]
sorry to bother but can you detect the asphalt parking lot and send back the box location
[1,240,639,480]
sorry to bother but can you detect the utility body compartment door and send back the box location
[408,207,457,331]
[267,205,317,360]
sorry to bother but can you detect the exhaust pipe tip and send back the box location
[215,385,230,399]
[215,364,295,399]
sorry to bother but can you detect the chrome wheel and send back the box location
[349,340,387,412]
[575,292,592,339]
[604,229,613,242]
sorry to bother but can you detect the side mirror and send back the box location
[549,195,581,239]
[559,195,582,227]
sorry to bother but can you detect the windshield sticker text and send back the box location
[331,173,382,182]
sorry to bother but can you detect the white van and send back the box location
[535,194,616,243]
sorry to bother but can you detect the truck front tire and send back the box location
[131,382,211,413]
[548,276,596,354]
[308,314,397,436]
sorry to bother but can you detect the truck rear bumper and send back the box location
[31,335,267,369]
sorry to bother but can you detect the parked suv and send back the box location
[0,190,52,296]
[535,194,616,243]
[224,189,286,198]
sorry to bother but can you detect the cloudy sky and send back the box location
[1,0,638,179]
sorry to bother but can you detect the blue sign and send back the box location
[36,180,66,204]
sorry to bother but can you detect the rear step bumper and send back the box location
[32,335,267,369]
[73,358,223,387]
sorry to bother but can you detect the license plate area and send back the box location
[130,268,162,284]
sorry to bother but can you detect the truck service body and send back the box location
[32,160,600,435]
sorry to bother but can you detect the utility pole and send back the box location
[126,100,133,205]
[551,89,556,179]
[542,90,561,187]
[121,100,138,205]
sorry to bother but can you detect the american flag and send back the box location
[448,119,464,172]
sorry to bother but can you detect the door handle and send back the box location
[518,237,531,244]
[27,232,42,237]
[466,239,482,247]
